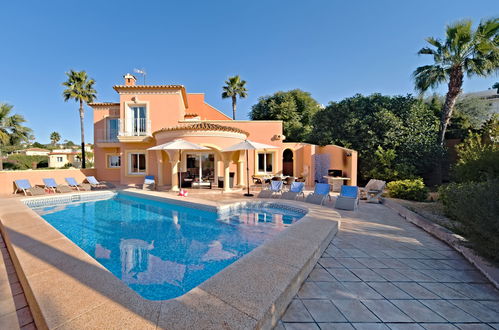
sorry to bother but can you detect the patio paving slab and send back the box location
[331,299,379,323]
[389,300,446,322]
[302,299,346,322]
[419,300,478,323]
[361,300,413,323]
[280,202,499,329]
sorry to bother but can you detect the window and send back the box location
[131,106,146,135]
[108,155,121,168]
[57,156,63,162]
[107,118,119,141]
[128,153,146,174]
[257,152,273,173]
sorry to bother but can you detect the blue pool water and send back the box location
[33,193,304,300]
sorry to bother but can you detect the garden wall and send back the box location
[0,168,97,196]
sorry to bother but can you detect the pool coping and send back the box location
[0,189,340,329]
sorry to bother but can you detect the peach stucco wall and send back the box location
[317,145,358,186]
[119,92,185,133]
[186,94,232,120]
[0,169,97,196]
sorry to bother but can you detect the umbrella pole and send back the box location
[244,149,253,197]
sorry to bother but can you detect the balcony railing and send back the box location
[95,128,120,143]
[119,118,151,137]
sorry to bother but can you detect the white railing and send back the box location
[119,118,151,137]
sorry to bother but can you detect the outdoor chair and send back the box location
[65,177,91,191]
[359,179,386,203]
[334,185,360,211]
[305,183,331,205]
[142,175,156,191]
[257,180,283,198]
[85,176,115,189]
[283,176,295,187]
[281,182,305,200]
[43,178,72,193]
[252,175,263,185]
[295,177,306,183]
[14,179,46,196]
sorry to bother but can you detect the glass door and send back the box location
[186,153,215,183]
[200,153,215,182]
[131,106,146,135]
[107,118,119,141]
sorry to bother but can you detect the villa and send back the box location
[91,74,357,190]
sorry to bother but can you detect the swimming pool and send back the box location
[32,193,305,300]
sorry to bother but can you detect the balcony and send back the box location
[95,127,120,147]
[118,118,152,143]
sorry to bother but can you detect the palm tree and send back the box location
[0,103,32,170]
[222,75,248,120]
[50,131,61,145]
[62,70,97,168]
[413,18,499,146]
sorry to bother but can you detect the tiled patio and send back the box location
[277,202,499,330]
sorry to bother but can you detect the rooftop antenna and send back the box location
[134,68,147,85]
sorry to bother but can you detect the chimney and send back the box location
[124,73,136,86]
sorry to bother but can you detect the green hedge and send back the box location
[387,178,428,201]
[6,154,48,170]
[439,180,499,263]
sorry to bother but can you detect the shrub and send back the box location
[387,178,428,201]
[452,133,499,183]
[6,154,48,170]
[439,180,499,262]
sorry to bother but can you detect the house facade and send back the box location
[48,150,79,168]
[21,148,50,156]
[91,74,357,190]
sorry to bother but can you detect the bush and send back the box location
[387,178,428,201]
[452,134,499,183]
[6,154,48,170]
[439,180,499,262]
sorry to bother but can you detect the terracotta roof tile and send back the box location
[154,122,248,136]
[113,85,184,89]
[88,102,120,106]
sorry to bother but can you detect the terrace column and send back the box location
[237,160,245,187]
[222,152,232,192]
[168,151,180,191]
[156,150,164,186]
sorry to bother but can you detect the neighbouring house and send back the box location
[48,148,94,168]
[20,148,50,156]
[91,74,357,190]
[48,150,80,168]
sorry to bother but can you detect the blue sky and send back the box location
[1,1,498,144]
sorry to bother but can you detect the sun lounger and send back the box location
[334,185,359,211]
[65,177,91,191]
[14,179,46,196]
[143,175,155,190]
[305,183,331,205]
[281,182,305,200]
[85,176,115,189]
[257,180,283,198]
[359,179,386,203]
[43,178,73,193]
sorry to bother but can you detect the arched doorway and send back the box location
[283,149,294,176]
